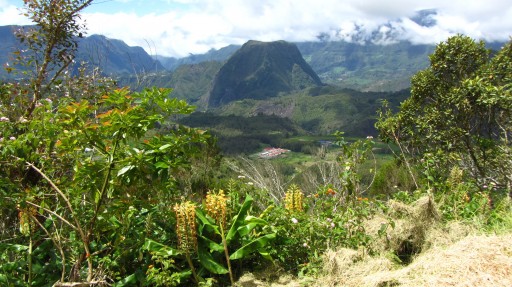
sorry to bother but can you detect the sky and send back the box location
[0,0,511,58]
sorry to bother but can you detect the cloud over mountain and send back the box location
[2,0,511,58]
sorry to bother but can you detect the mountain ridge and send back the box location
[206,40,322,107]
[0,25,163,79]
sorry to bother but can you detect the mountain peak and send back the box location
[207,40,322,107]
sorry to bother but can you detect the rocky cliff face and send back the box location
[207,40,322,107]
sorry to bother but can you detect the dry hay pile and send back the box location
[315,196,512,287]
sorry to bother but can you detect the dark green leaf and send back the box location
[198,235,224,252]
[198,247,229,274]
[229,233,276,260]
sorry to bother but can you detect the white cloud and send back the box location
[3,0,512,57]
[0,3,31,26]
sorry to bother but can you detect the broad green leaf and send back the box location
[159,143,172,150]
[113,273,137,287]
[229,233,276,260]
[237,216,268,237]
[198,235,224,252]
[117,165,134,177]
[0,243,29,253]
[226,195,253,243]
[196,208,220,235]
[108,216,122,228]
[198,247,229,274]
[258,250,273,261]
[142,238,180,257]
[154,161,169,169]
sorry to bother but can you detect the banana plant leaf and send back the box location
[196,208,221,235]
[198,235,224,252]
[237,216,269,237]
[226,195,253,243]
[229,233,276,260]
[198,246,229,274]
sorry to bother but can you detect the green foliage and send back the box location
[370,159,419,199]
[0,3,210,285]
[377,35,512,191]
[260,135,380,274]
[143,239,190,286]
[264,187,380,274]
[214,86,409,137]
[144,193,276,286]
[3,2,511,283]
[179,112,302,154]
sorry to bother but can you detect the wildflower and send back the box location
[44,98,52,103]
[285,185,304,212]
[303,242,309,248]
[291,218,298,224]
[330,223,335,228]
[237,175,246,179]
[205,190,228,229]
[366,136,373,139]
[247,182,254,185]
[0,137,3,142]
[9,136,15,140]
[326,188,336,196]
[326,218,332,222]
[0,116,9,122]
[18,117,28,123]
[173,202,198,252]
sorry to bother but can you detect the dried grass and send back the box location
[366,234,512,287]
[366,196,440,257]
[318,249,396,287]
[315,196,512,287]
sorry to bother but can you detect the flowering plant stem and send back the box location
[184,251,200,284]
[220,225,235,286]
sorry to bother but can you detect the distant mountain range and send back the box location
[1,24,507,141]
[156,40,437,92]
[0,25,163,79]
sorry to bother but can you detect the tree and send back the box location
[376,35,512,190]
[0,1,210,285]
[13,0,94,118]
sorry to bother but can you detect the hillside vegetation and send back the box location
[207,40,322,107]
[1,2,511,287]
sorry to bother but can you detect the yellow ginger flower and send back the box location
[284,184,304,212]
[205,189,228,228]
[173,201,197,252]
